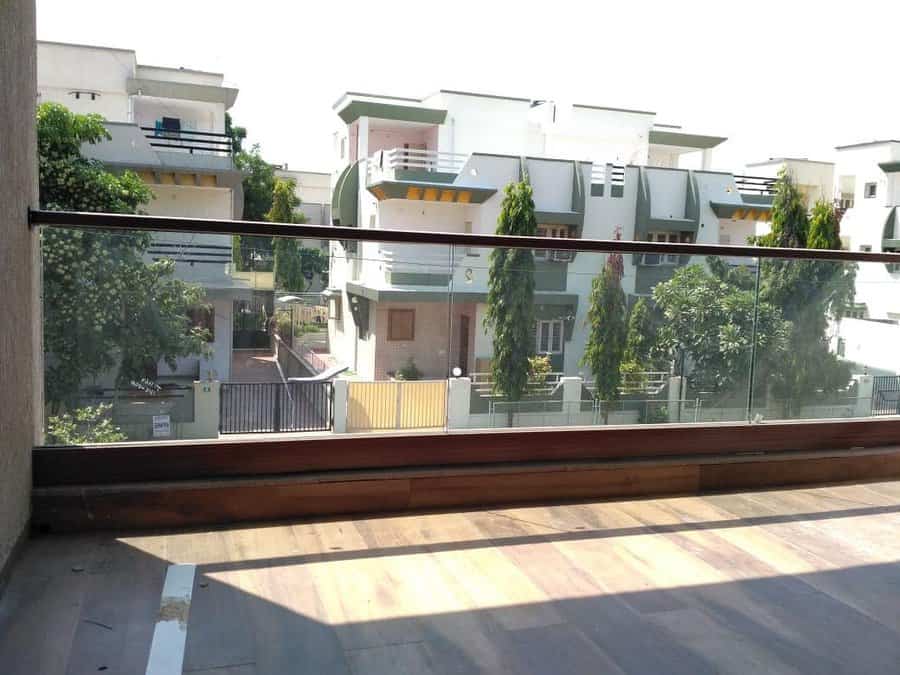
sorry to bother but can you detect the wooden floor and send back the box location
[3,482,900,674]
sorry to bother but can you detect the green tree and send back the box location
[46,404,126,445]
[807,198,842,250]
[622,297,656,370]
[754,173,855,414]
[582,257,628,422]
[267,177,306,291]
[652,265,789,395]
[233,142,276,270]
[225,111,247,155]
[483,180,537,412]
[753,168,808,249]
[38,103,210,410]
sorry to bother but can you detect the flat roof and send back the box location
[334,89,656,115]
[38,39,134,54]
[835,140,900,150]
[747,157,835,166]
[39,40,226,79]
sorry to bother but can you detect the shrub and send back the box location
[47,404,127,445]
[395,358,422,381]
[528,355,552,385]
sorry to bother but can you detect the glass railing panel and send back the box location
[749,257,896,422]
[448,242,760,429]
[40,224,454,443]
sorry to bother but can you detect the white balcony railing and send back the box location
[590,162,626,186]
[379,243,455,278]
[367,147,469,184]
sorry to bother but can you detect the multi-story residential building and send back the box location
[745,144,900,375]
[37,40,245,381]
[326,90,775,380]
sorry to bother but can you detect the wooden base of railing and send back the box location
[31,446,900,532]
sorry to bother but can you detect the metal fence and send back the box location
[872,376,900,416]
[219,381,332,433]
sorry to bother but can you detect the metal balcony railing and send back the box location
[141,126,233,156]
[734,174,777,196]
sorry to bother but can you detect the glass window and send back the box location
[864,182,877,198]
[536,320,564,354]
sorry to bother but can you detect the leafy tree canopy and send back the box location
[652,265,789,395]
[484,180,537,402]
[582,260,628,408]
[38,103,210,410]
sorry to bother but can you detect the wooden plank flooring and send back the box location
[3,481,900,674]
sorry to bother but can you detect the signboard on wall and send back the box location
[152,415,171,438]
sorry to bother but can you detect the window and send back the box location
[865,182,877,199]
[860,245,872,253]
[388,309,415,341]
[536,320,564,354]
[187,305,215,342]
[643,232,683,265]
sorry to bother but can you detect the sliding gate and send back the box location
[220,381,333,433]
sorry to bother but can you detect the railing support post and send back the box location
[274,384,282,433]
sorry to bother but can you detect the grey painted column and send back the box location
[0,0,40,581]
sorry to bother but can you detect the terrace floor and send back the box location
[3,481,900,674]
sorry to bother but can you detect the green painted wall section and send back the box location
[533,261,568,292]
[394,169,457,184]
[634,265,677,295]
[332,161,360,227]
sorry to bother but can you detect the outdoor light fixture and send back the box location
[452,367,462,377]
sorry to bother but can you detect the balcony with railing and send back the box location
[589,162,627,197]
[364,147,498,204]
[81,121,237,175]
[708,173,776,222]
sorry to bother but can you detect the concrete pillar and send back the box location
[333,379,349,433]
[701,149,713,171]
[185,380,221,440]
[560,376,583,425]
[668,376,686,423]
[856,375,875,418]
[447,377,472,430]
[0,0,39,581]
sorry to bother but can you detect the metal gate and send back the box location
[872,376,900,416]
[219,381,333,433]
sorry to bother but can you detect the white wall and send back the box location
[133,96,225,134]
[836,318,900,375]
[37,42,135,121]
[747,159,835,206]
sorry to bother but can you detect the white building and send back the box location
[746,144,900,376]
[325,89,775,380]
[37,40,246,381]
[274,168,331,225]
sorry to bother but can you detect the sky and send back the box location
[37,0,900,173]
